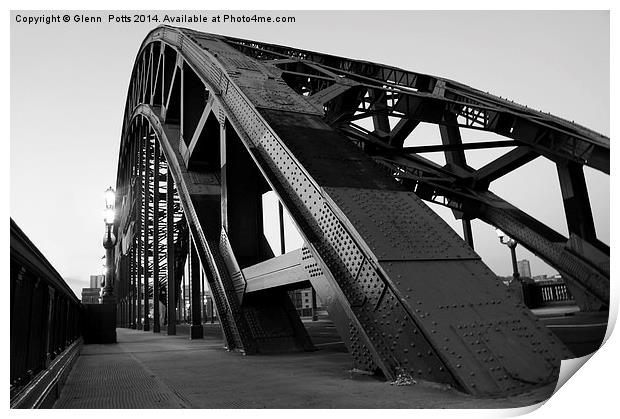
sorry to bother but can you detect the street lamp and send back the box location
[104,187,116,208]
[101,186,117,304]
[496,228,520,283]
[101,256,107,278]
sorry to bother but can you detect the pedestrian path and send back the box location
[54,327,556,409]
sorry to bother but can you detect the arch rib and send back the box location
[111,26,609,397]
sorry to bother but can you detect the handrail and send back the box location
[522,280,575,309]
[10,218,83,401]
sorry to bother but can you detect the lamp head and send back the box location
[104,186,115,208]
[104,208,115,225]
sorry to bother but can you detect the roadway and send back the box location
[169,308,609,359]
[532,307,608,357]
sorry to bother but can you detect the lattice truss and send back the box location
[115,121,188,331]
[223,33,609,310]
[110,26,609,397]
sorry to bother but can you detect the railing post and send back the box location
[64,298,70,348]
[26,278,44,376]
[11,268,31,386]
[51,292,59,356]
[45,286,56,366]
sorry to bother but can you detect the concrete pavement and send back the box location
[54,325,557,409]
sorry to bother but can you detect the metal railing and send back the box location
[10,219,82,398]
[539,282,572,304]
[522,280,574,308]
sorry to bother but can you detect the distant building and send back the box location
[81,288,101,304]
[547,273,563,282]
[301,289,313,310]
[289,288,323,317]
[517,259,531,278]
[90,275,104,288]
[82,274,104,304]
[175,284,217,322]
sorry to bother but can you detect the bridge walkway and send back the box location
[53,321,556,409]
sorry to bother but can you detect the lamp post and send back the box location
[496,228,520,283]
[100,256,106,275]
[98,256,106,303]
[101,186,117,304]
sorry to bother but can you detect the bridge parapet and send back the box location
[523,280,575,309]
[10,219,82,408]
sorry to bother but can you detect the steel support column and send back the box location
[124,256,129,326]
[221,120,272,268]
[153,139,161,333]
[441,113,475,251]
[439,113,467,168]
[181,270,186,322]
[209,298,214,323]
[136,134,143,329]
[122,258,126,326]
[462,218,474,249]
[557,161,597,243]
[129,140,137,329]
[220,118,313,352]
[189,236,204,339]
[278,201,285,255]
[311,287,318,321]
[201,268,206,320]
[130,244,135,328]
[166,169,177,335]
[143,134,151,332]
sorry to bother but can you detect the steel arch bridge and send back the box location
[110,26,609,397]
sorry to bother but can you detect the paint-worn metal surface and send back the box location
[111,26,608,397]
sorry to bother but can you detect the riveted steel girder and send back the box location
[215,30,609,300]
[209,28,609,307]
[111,26,610,397]
[113,26,579,397]
[221,33,609,174]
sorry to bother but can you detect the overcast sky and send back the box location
[10,10,609,297]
